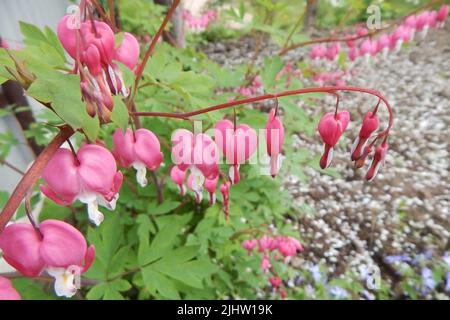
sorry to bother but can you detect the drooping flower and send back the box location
[114,32,140,71]
[276,236,304,259]
[0,220,95,298]
[269,276,282,288]
[309,45,327,60]
[360,39,376,60]
[261,254,271,273]
[219,182,231,218]
[351,111,379,161]
[204,176,218,205]
[326,43,340,61]
[214,119,258,184]
[112,128,163,187]
[437,5,449,28]
[57,15,139,121]
[265,109,285,177]
[170,165,186,196]
[318,111,350,169]
[171,129,220,194]
[40,144,123,226]
[365,142,389,181]
[242,239,258,254]
[0,277,21,300]
[187,173,203,203]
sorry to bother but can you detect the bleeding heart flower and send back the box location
[242,239,258,254]
[437,5,449,27]
[40,144,123,226]
[269,276,282,288]
[204,176,218,205]
[265,109,285,177]
[112,128,163,187]
[351,111,379,161]
[171,129,220,194]
[187,173,203,203]
[219,182,231,219]
[170,165,186,196]
[261,254,271,273]
[326,43,340,61]
[276,236,304,258]
[115,32,140,71]
[366,142,389,181]
[0,277,21,300]
[310,45,327,60]
[318,111,350,169]
[214,119,258,184]
[0,220,95,298]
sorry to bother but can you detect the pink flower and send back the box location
[359,39,376,58]
[219,182,231,219]
[40,144,123,226]
[214,120,258,184]
[318,111,350,169]
[242,239,258,253]
[310,45,327,60]
[265,109,285,177]
[258,235,277,252]
[0,277,21,300]
[261,255,271,273]
[348,46,359,62]
[0,39,9,49]
[187,173,203,203]
[113,128,163,187]
[326,43,340,61]
[204,176,218,205]
[366,142,389,181]
[351,111,379,161]
[115,32,140,71]
[356,27,369,37]
[437,5,449,27]
[269,276,282,288]
[170,165,186,195]
[276,236,304,258]
[0,220,95,298]
[171,129,220,193]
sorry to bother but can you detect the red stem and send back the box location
[130,0,181,104]
[133,86,393,133]
[0,126,75,233]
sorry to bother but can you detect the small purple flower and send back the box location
[385,254,411,264]
[328,286,349,299]
[421,267,436,295]
[309,265,322,283]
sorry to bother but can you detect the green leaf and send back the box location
[110,96,129,130]
[147,200,181,215]
[139,219,182,266]
[261,56,284,88]
[20,21,47,45]
[141,266,180,299]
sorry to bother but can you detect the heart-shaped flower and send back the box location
[0,220,95,298]
[214,119,258,184]
[40,144,123,226]
[318,111,350,169]
[113,128,163,187]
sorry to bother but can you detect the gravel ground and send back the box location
[203,24,450,289]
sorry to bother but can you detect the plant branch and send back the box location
[130,0,181,105]
[0,125,75,233]
[132,86,393,133]
[0,159,25,175]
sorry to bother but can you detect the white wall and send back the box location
[0,0,72,193]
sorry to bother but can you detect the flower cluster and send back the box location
[318,99,389,181]
[57,15,140,122]
[182,9,217,32]
[348,5,449,62]
[0,220,95,298]
[309,43,341,61]
[242,235,304,298]
[313,71,349,87]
